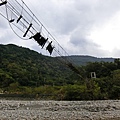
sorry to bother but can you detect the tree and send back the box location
[0,70,14,87]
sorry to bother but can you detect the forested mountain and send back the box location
[0,43,116,86]
[0,44,71,86]
[0,44,120,100]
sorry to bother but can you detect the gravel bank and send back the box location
[0,100,120,120]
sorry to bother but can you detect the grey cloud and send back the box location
[0,20,8,29]
[70,37,95,48]
[111,48,120,58]
[25,0,120,36]
[69,37,108,57]
[27,0,80,34]
[0,11,9,29]
[70,32,99,51]
[68,28,109,57]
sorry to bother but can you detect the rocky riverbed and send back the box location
[0,100,120,120]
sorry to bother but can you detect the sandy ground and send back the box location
[0,99,120,120]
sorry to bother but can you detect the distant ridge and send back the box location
[65,55,115,66]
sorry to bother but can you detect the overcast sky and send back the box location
[1,0,120,58]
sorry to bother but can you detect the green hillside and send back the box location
[0,44,120,100]
[0,44,71,87]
